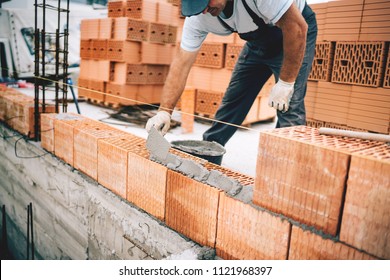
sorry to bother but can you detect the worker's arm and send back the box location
[159,47,199,113]
[268,3,308,112]
[275,3,308,83]
[145,47,198,135]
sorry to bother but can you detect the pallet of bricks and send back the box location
[178,30,276,131]
[78,0,179,108]
[0,85,55,138]
[306,0,390,134]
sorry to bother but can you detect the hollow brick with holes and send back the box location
[225,44,243,70]
[125,0,157,22]
[194,43,225,69]
[253,126,381,236]
[148,22,169,44]
[195,89,223,117]
[113,18,149,41]
[91,39,108,60]
[108,0,126,18]
[331,42,387,87]
[80,40,92,59]
[308,42,335,82]
[107,40,141,63]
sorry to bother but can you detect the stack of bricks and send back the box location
[40,112,389,260]
[180,32,276,131]
[0,87,55,138]
[79,0,179,108]
[307,0,390,134]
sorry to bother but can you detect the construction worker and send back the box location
[146,0,317,162]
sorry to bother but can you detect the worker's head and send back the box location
[181,0,228,17]
[181,0,209,17]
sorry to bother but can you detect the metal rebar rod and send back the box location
[27,204,30,260]
[30,202,34,260]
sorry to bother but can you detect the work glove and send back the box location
[145,111,171,136]
[268,79,295,112]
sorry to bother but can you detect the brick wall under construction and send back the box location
[35,109,388,260]
[1,83,389,259]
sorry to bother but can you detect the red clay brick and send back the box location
[331,42,386,87]
[195,43,225,69]
[308,42,335,82]
[179,87,195,134]
[97,135,144,199]
[195,89,223,118]
[216,193,291,260]
[148,22,169,44]
[80,40,92,59]
[74,124,127,180]
[225,44,243,70]
[166,170,221,248]
[340,144,390,259]
[137,84,163,104]
[54,113,95,166]
[99,18,113,39]
[127,142,168,221]
[253,126,381,236]
[108,0,126,18]
[40,113,57,152]
[105,82,138,106]
[91,39,108,60]
[106,40,141,63]
[289,226,376,260]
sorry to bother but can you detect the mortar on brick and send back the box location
[146,128,247,196]
[206,170,242,196]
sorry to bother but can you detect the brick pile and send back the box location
[182,32,276,129]
[79,0,179,108]
[39,112,389,260]
[307,0,390,134]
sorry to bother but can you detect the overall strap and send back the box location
[217,0,268,33]
[241,0,267,28]
[217,16,236,32]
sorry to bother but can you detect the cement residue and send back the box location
[163,246,216,260]
[146,130,245,197]
[165,153,182,169]
[55,113,83,120]
[232,185,253,203]
[206,170,242,196]
[176,159,209,181]
[171,140,226,156]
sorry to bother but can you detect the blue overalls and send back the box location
[202,1,318,149]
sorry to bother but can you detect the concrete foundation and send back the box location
[0,124,206,260]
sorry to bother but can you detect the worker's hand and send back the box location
[268,79,295,112]
[145,111,171,136]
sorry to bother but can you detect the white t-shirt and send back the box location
[181,0,306,52]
